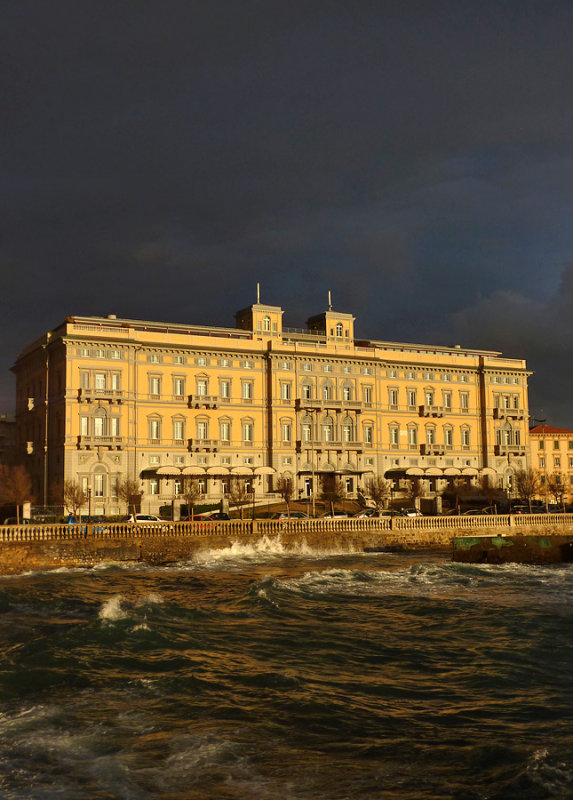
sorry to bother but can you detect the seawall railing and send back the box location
[1,514,572,543]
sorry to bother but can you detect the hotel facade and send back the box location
[12,301,532,516]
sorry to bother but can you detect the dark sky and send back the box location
[2,1,573,424]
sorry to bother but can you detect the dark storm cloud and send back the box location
[2,0,573,421]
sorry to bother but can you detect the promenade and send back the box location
[1,514,573,575]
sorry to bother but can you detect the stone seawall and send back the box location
[2,516,573,575]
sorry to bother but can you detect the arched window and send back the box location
[336,322,343,337]
[262,316,271,332]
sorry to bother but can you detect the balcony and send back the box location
[493,407,525,420]
[420,443,446,456]
[188,395,218,409]
[188,438,218,452]
[78,388,123,404]
[419,405,444,417]
[295,397,363,412]
[495,444,527,457]
[77,435,124,450]
[296,439,363,454]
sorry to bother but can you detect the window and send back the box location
[174,480,182,496]
[219,358,229,367]
[443,392,452,409]
[388,369,398,378]
[426,427,435,445]
[242,381,253,400]
[94,415,106,437]
[554,440,560,450]
[173,377,185,396]
[406,370,416,379]
[323,419,334,442]
[93,473,104,497]
[220,421,231,442]
[539,440,545,450]
[408,390,417,408]
[220,380,231,399]
[95,373,106,390]
[424,372,433,380]
[149,354,161,364]
[174,355,186,365]
[425,390,434,407]
[363,367,372,375]
[149,455,160,465]
[540,457,545,468]
[389,426,399,447]
[262,316,271,332]
[303,363,312,371]
[111,373,120,391]
[408,427,417,447]
[281,383,291,401]
[389,389,398,408]
[80,416,89,436]
[336,322,343,336]
[363,386,373,404]
[197,379,208,396]
[149,478,159,495]
[149,376,161,396]
[242,360,253,369]
[110,417,120,437]
[302,383,312,400]
[343,386,352,401]
[445,427,453,447]
[323,364,333,372]
[281,361,290,370]
[149,418,161,440]
[364,424,373,444]
[197,420,208,440]
[302,422,312,442]
[461,428,470,447]
[196,357,207,366]
[322,384,332,401]
[80,371,90,389]
[555,457,561,468]
[173,420,185,441]
[460,393,469,411]
[242,422,254,442]
[281,422,292,442]
[343,365,351,374]
[342,422,353,442]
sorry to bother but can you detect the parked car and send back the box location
[2,517,32,525]
[200,511,230,521]
[353,508,396,518]
[400,508,423,517]
[122,514,166,523]
[321,511,351,518]
[270,511,308,520]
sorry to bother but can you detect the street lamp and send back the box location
[87,487,92,523]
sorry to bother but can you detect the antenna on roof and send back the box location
[256,283,260,304]
[328,290,332,311]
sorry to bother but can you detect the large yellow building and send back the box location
[12,300,531,516]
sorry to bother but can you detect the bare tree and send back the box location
[114,477,143,517]
[320,475,346,516]
[514,468,542,512]
[181,477,202,520]
[546,472,567,510]
[479,475,505,513]
[229,477,250,519]
[63,480,88,522]
[276,476,294,517]
[366,475,392,513]
[407,478,424,506]
[0,465,33,523]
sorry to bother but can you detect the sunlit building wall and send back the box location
[12,302,531,515]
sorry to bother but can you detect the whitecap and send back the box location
[98,595,128,622]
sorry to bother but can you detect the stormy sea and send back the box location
[0,538,571,799]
